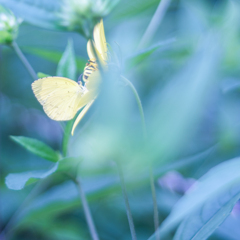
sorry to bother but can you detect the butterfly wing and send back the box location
[70,71,101,134]
[32,77,83,121]
[76,71,101,109]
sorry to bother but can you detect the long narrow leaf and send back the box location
[57,39,77,80]
[10,136,60,162]
[23,46,87,71]
[5,163,58,190]
[174,185,240,240]
[126,38,175,69]
[5,157,82,190]
[148,157,240,240]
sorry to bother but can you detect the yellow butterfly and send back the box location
[32,19,108,135]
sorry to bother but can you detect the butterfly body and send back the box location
[83,59,98,82]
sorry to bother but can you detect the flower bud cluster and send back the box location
[59,0,118,38]
[0,5,22,45]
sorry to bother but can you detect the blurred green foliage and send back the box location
[2,0,240,240]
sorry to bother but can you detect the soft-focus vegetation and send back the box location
[1,0,240,240]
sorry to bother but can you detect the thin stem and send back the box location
[138,0,171,50]
[74,178,99,240]
[117,164,137,240]
[11,41,38,81]
[120,75,146,138]
[150,168,160,240]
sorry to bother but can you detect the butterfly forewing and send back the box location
[32,77,84,121]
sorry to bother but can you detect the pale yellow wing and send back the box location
[71,71,101,135]
[93,19,108,61]
[77,71,101,108]
[71,99,95,135]
[32,77,84,121]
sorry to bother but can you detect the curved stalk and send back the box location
[11,41,38,81]
[120,75,146,138]
[138,0,171,49]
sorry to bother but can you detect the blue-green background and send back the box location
[1,0,240,239]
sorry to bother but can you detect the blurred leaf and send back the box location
[46,221,89,240]
[20,174,119,219]
[5,163,58,190]
[23,46,86,70]
[148,157,240,240]
[213,211,240,240]
[57,39,77,80]
[126,38,175,69]
[112,0,159,20]
[5,157,82,190]
[148,33,220,165]
[0,0,62,30]
[154,145,217,178]
[37,72,50,78]
[10,136,60,162]
[174,185,240,240]
[221,1,240,71]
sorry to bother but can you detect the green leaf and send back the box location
[22,46,87,70]
[174,186,240,240]
[154,145,217,178]
[148,157,240,240]
[56,39,77,80]
[22,173,119,216]
[0,0,63,30]
[10,136,60,162]
[24,47,64,63]
[112,0,160,20]
[5,163,59,190]
[37,72,50,78]
[147,33,220,167]
[5,157,82,190]
[126,38,175,69]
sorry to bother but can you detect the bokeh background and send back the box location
[2,0,240,239]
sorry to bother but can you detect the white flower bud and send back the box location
[0,5,22,44]
[58,0,118,38]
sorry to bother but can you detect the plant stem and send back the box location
[117,164,137,240]
[138,0,171,49]
[74,178,100,240]
[150,168,160,240]
[11,41,38,81]
[120,75,146,138]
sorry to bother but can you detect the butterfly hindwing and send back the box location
[32,77,83,121]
